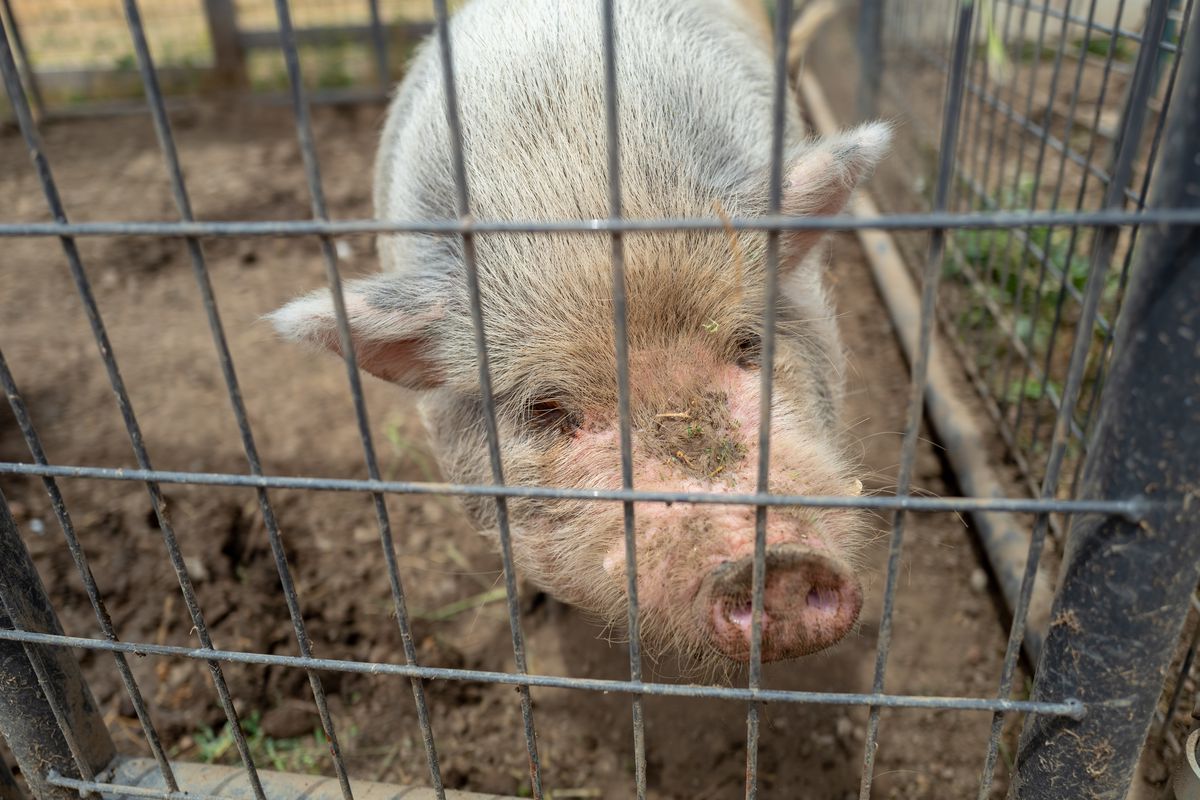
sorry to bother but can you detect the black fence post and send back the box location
[0,490,114,800]
[855,0,883,120]
[1007,6,1200,797]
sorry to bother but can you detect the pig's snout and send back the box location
[696,545,862,663]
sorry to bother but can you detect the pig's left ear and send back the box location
[781,121,892,266]
[268,273,448,389]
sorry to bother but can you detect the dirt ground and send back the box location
[1,99,1023,799]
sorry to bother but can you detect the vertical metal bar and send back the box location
[964,0,1022,361]
[201,0,246,88]
[972,0,1023,214]
[599,2,646,798]
[1023,0,1173,457]
[118,2,355,797]
[989,0,1083,420]
[0,0,42,118]
[857,5,975,798]
[268,1,445,795]
[0,21,269,800]
[428,1,544,796]
[956,0,993,214]
[1008,12,1200,791]
[0,349,178,791]
[367,0,389,91]
[1004,0,1125,451]
[856,0,884,120]
[981,3,1186,793]
[979,0,1057,406]
[0,490,115,800]
[744,2,793,797]
[1069,0,1195,502]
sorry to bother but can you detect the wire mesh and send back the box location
[0,0,1197,798]
[879,0,1190,512]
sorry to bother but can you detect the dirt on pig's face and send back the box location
[417,228,870,671]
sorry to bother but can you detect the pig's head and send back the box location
[270,123,890,670]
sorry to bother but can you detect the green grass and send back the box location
[191,710,346,775]
[1015,32,1135,65]
[947,169,1124,426]
[1076,33,1135,63]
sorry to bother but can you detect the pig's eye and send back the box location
[527,399,582,436]
[735,331,761,369]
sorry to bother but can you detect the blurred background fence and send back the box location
[0,0,465,115]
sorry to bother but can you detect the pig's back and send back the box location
[374,0,802,270]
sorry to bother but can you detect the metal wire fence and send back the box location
[0,0,453,115]
[874,0,1190,511]
[0,1,1198,799]
[856,0,1200,789]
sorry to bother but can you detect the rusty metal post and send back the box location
[1007,5,1200,796]
[202,0,246,88]
[0,489,114,800]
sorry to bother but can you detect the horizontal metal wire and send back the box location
[49,774,232,800]
[1,208,1199,239]
[0,627,1086,717]
[0,461,1149,517]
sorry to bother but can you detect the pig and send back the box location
[270,0,890,671]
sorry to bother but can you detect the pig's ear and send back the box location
[781,121,892,264]
[268,274,447,389]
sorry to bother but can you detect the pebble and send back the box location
[835,716,854,741]
[183,555,209,582]
[969,568,988,594]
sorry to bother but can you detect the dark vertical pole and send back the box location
[202,0,245,89]
[0,0,43,118]
[366,0,389,92]
[856,0,883,120]
[1008,7,1200,796]
[0,491,114,800]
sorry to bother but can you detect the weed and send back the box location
[191,710,333,775]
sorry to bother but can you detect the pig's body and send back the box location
[273,0,889,669]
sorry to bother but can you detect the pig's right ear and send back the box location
[781,121,892,265]
[268,274,447,390]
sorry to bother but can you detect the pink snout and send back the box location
[695,545,863,662]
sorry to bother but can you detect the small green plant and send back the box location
[950,170,1105,352]
[1005,375,1060,404]
[315,43,355,90]
[192,710,332,775]
[1076,33,1134,63]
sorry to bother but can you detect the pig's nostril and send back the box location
[806,586,840,613]
[725,598,754,631]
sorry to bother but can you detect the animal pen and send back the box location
[0,0,1197,797]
